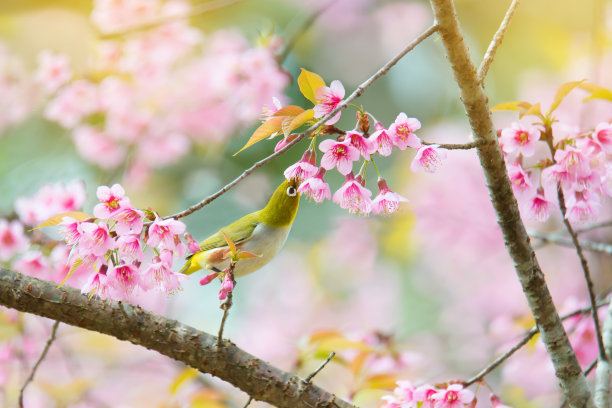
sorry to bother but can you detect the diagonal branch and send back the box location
[428,0,593,406]
[477,0,521,82]
[166,23,438,220]
[0,268,354,408]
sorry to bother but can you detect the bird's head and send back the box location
[259,178,301,228]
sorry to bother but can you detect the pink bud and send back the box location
[184,233,201,254]
[221,274,234,292]
[199,272,218,286]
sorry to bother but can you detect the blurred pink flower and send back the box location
[298,167,331,203]
[44,79,99,128]
[313,80,345,124]
[12,250,50,278]
[72,126,127,169]
[0,219,28,261]
[15,180,86,226]
[389,112,421,150]
[332,173,372,215]
[592,122,612,153]
[490,394,512,408]
[34,50,72,94]
[319,139,360,175]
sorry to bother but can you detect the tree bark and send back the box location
[428,0,593,406]
[0,268,354,408]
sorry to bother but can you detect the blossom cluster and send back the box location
[259,71,447,216]
[500,120,612,224]
[381,381,475,408]
[2,0,288,183]
[59,184,188,300]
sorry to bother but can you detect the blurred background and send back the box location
[1,0,612,407]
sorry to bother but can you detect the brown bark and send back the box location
[0,268,354,408]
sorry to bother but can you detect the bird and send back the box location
[179,178,300,278]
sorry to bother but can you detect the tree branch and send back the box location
[19,320,60,408]
[166,23,438,220]
[428,0,593,406]
[477,0,521,82]
[595,299,612,407]
[0,268,354,408]
[529,230,612,256]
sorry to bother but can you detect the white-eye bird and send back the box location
[179,179,300,277]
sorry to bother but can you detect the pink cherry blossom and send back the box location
[59,216,82,246]
[507,162,535,198]
[44,79,99,128]
[146,217,186,250]
[218,273,234,300]
[500,122,539,157]
[12,250,50,278]
[414,384,438,408]
[389,112,421,150]
[555,146,591,180]
[313,80,345,124]
[73,126,127,169]
[346,130,376,160]
[107,262,142,299]
[199,272,219,286]
[94,184,130,219]
[319,139,360,175]
[34,50,72,94]
[411,144,446,173]
[81,272,110,300]
[592,122,612,153]
[332,173,372,215]
[431,384,474,408]
[261,96,283,117]
[15,180,86,226]
[0,220,28,261]
[284,149,318,182]
[116,235,144,262]
[111,205,144,235]
[525,188,554,222]
[368,122,394,156]
[142,250,183,293]
[77,222,114,257]
[372,178,409,215]
[565,190,601,224]
[298,167,332,203]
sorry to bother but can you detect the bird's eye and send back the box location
[286,186,297,197]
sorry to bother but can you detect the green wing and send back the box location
[197,212,260,252]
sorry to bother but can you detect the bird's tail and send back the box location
[179,255,201,275]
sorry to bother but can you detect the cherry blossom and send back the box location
[34,50,72,94]
[93,184,130,219]
[500,122,539,157]
[298,167,332,203]
[431,384,474,408]
[389,112,421,150]
[146,217,187,250]
[284,149,318,182]
[313,80,345,124]
[372,177,409,215]
[411,144,446,173]
[332,173,372,215]
[0,220,28,261]
[319,139,360,175]
[346,130,376,160]
[368,122,394,156]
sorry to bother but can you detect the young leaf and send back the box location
[237,251,261,260]
[359,373,399,391]
[490,101,532,112]
[57,258,83,289]
[234,116,285,155]
[220,229,236,255]
[271,105,304,117]
[519,102,542,119]
[169,367,199,394]
[35,211,91,229]
[298,68,326,105]
[283,109,315,137]
[581,83,612,101]
[548,79,586,115]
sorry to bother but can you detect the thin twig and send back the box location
[243,396,253,408]
[99,0,244,39]
[277,2,333,63]
[18,321,60,408]
[477,0,521,82]
[304,352,336,383]
[217,268,235,347]
[464,301,610,386]
[529,230,612,255]
[166,23,438,220]
[576,220,612,235]
[422,140,491,150]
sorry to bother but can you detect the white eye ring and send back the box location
[287,186,297,197]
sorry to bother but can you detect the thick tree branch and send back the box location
[0,268,354,408]
[595,301,612,407]
[428,0,593,406]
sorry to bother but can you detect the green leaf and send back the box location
[548,79,586,115]
[283,109,314,137]
[519,102,542,119]
[297,68,326,105]
[35,211,91,229]
[234,117,285,155]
